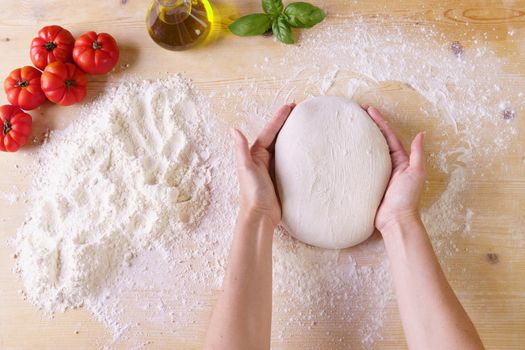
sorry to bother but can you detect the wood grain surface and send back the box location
[0,1,524,349]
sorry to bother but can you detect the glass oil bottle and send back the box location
[146,0,214,51]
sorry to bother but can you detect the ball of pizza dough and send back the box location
[275,96,391,249]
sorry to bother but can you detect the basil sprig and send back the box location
[228,0,325,44]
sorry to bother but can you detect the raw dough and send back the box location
[275,96,391,249]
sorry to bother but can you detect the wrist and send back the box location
[379,212,426,247]
[378,211,423,235]
[238,208,279,229]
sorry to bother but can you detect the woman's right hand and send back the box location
[363,105,426,233]
[232,104,295,228]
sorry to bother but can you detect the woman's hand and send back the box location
[363,105,426,232]
[205,104,294,350]
[363,106,485,350]
[232,104,295,227]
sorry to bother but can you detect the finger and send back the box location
[253,103,295,149]
[366,106,409,167]
[409,132,426,171]
[232,128,252,168]
[361,104,369,111]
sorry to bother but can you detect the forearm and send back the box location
[204,210,275,350]
[382,216,484,350]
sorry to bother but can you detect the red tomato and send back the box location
[41,62,87,106]
[30,25,75,70]
[0,105,32,152]
[4,66,46,111]
[73,31,119,75]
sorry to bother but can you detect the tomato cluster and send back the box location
[1,25,120,152]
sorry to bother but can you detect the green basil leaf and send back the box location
[229,14,272,36]
[284,2,325,28]
[272,15,294,44]
[262,0,283,16]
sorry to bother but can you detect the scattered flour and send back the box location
[9,10,523,350]
[0,190,18,205]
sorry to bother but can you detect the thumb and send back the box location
[232,128,252,168]
[409,132,426,172]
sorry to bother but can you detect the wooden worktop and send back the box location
[0,1,524,349]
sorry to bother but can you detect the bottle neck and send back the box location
[156,0,192,23]
[156,0,191,9]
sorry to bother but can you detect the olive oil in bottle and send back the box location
[146,0,213,51]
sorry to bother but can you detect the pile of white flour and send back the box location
[14,77,214,312]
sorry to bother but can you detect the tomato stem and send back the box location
[17,80,29,88]
[92,41,102,50]
[3,120,11,136]
[65,79,74,88]
[44,41,57,51]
